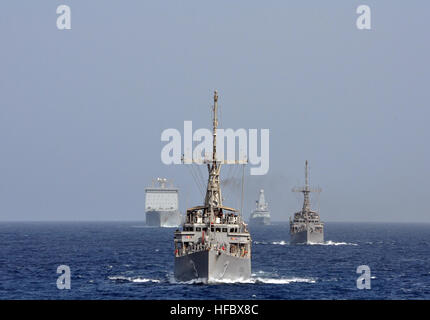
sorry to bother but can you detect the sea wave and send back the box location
[272,241,288,245]
[209,277,316,284]
[168,275,315,285]
[108,276,160,283]
[168,277,209,285]
[255,240,357,246]
[309,240,358,246]
[254,241,288,245]
[253,241,268,245]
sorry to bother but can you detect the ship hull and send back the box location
[146,210,181,227]
[249,216,270,226]
[290,228,324,244]
[174,249,251,282]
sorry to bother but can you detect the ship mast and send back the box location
[292,160,321,214]
[204,90,223,217]
[257,189,268,210]
[303,160,310,211]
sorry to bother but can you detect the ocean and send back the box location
[0,222,429,299]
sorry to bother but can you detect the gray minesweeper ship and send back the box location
[289,161,324,244]
[174,90,252,283]
[249,189,270,226]
[145,178,182,227]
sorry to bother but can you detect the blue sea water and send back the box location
[0,222,429,299]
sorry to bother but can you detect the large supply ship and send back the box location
[145,178,182,227]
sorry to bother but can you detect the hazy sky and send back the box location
[1,1,429,222]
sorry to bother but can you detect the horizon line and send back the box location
[0,220,429,224]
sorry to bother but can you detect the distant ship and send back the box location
[249,189,270,226]
[145,178,182,227]
[289,161,324,244]
[174,90,252,282]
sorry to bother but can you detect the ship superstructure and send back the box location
[289,161,324,244]
[249,189,270,226]
[174,91,252,282]
[145,178,182,227]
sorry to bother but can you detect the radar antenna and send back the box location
[292,160,322,212]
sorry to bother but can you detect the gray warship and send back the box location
[174,90,252,282]
[249,189,270,226]
[145,178,182,227]
[289,161,324,244]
